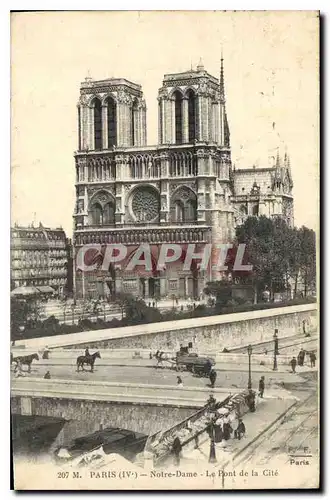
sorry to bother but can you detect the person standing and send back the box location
[258,376,265,398]
[290,356,297,373]
[214,415,223,443]
[207,394,217,412]
[222,416,233,441]
[234,418,246,440]
[177,376,183,387]
[172,437,182,466]
[209,369,217,388]
[297,349,305,367]
[310,352,316,368]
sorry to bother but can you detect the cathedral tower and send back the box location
[158,58,230,147]
[77,76,147,150]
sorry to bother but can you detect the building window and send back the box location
[171,186,197,223]
[174,90,183,144]
[106,97,117,147]
[185,199,197,222]
[93,98,102,150]
[187,89,196,143]
[174,200,184,222]
[91,202,103,225]
[131,99,138,146]
[103,202,115,225]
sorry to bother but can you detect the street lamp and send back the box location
[71,304,75,325]
[208,420,217,464]
[273,329,279,371]
[247,344,253,390]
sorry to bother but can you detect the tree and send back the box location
[234,216,316,302]
[204,279,233,309]
[296,227,317,297]
[11,297,41,336]
[113,292,162,324]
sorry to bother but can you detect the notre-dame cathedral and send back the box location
[73,59,294,300]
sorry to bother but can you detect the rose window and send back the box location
[131,186,160,222]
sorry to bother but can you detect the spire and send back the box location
[224,111,230,148]
[285,149,293,188]
[275,148,281,169]
[220,51,225,103]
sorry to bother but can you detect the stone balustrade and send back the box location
[74,225,211,246]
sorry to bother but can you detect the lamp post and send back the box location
[208,420,217,464]
[273,329,279,371]
[71,304,75,325]
[247,344,252,390]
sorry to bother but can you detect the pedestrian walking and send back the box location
[207,394,217,410]
[222,416,233,441]
[172,437,182,466]
[214,415,223,443]
[297,349,305,366]
[234,418,246,440]
[209,369,217,388]
[258,375,265,398]
[310,351,316,368]
[290,356,297,373]
[205,359,212,374]
[177,376,183,387]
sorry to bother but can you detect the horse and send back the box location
[12,353,39,373]
[153,351,175,368]
[76,351,101,372]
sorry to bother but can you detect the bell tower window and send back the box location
[187,89,196,143]
[93,98,102,150]
[106,97,117,147]
[174,90,183,144]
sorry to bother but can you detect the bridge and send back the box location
[11,377,233,450]
[11,302,317,471]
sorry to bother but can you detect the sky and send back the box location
[11,10,319,237]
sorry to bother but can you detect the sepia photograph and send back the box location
[10,10,319,490]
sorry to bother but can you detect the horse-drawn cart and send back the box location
[175,352,215,377]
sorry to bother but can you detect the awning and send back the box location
[11,286,40,297]
[36,286,55,294]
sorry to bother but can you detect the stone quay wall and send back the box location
[65,304,317,353]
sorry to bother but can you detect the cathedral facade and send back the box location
[73,60,294,300]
